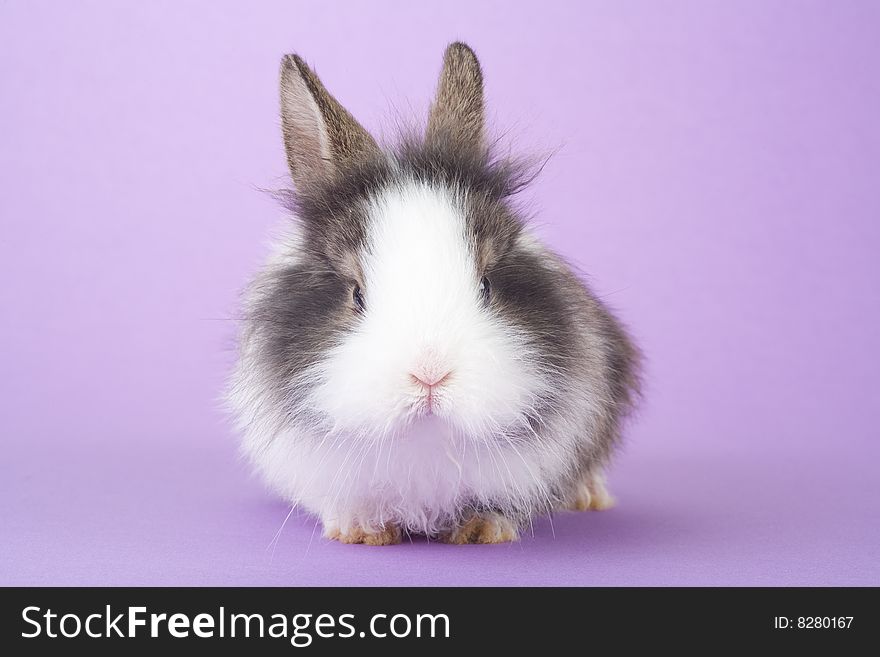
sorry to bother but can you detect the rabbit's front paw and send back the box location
[569,474,615,511]
[325,523,402,546]
[441,513,519,544]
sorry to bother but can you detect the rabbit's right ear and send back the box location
[279,55,379,189]
[426,42,485,152]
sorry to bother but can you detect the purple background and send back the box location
[2,1,878,586]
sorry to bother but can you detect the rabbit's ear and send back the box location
[279,54,379,189]
[426,42,485,151]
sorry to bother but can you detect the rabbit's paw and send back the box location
[441,513,519,544]
[569,474,615,511]
[325,523,402,546]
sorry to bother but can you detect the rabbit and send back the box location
[228,42,641,545]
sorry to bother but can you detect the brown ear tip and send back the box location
[445,41,480,65]
[280,53,309,76]
[447,41,476,55]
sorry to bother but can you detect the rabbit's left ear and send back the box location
[426,42,485,150]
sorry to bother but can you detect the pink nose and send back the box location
[410,370,451,388]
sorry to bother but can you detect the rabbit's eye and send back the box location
[479,276,491,305]
[352,284,366,312]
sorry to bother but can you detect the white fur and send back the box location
[231,180,586,536]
